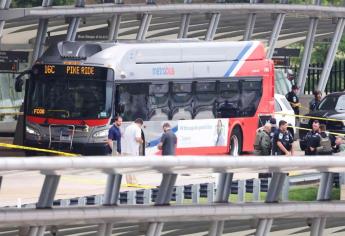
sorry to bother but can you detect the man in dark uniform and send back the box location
[286,85,301,115]
[272,120,294,156]
[304,120,321,155]
[107,116,122,155]
[158,122,177,155]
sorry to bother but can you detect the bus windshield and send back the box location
[27,78,112,119]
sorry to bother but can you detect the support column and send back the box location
[177,0,192,39]
[255,172,286,236]
[146,173,177,236]
[205,13,220,41]
[208,173,233,236]
[243,0,259,41]
[31,0,52,63]
[310,172,334,236]
[317,18,345,93]
[266,0,287,59]
[266,13,285,59]
[66,0,84,41]
[108,0,123,41]
[136,13,152,40]
[297,0,321,93]
[108,15,121,41]
[0,0,12,44]
[28,174,61,236]
[97,173,122,236]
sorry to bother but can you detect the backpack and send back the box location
[317,135,333,155]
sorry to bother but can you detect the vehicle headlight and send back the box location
[93,129,108,138]
[26,126,40,136]
[300,117,310,125]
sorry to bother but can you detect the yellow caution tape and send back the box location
[0,142,77,157]
[286,125,345,137]
[275,112,345,123]
[124,183,156,189]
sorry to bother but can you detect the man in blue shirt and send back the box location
[107,116,123,155]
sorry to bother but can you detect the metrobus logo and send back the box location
[152,67,175,76]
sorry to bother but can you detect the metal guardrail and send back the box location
[0,156,344,236]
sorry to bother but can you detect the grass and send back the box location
[179,185,340,204]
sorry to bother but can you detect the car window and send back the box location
[318,96,337,110]
[275,99,282,111]
[335,95,345,110]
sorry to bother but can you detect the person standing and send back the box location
[254,123,272,156]
[286,85,301,116]
[107,116,122,156]
[309,90,322,112]
[123,118,144,156]
[122,118,144,185]
[272,120,294,156]
[304,120,321,156]
[158,123,177,155]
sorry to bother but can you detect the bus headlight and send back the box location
[93,129,108,138]
[26,126,40,136]
[300,117,309,125]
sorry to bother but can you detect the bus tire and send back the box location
[229,126,242,156]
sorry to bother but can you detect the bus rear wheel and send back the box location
[229,126,242,156]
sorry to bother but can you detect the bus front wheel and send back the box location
[229,126,242,156]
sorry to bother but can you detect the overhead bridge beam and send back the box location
[3,4,345,21]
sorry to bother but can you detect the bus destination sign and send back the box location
[34,64,108,79]
[44,65,95,76]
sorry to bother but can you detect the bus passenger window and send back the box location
[240,80,262,117]
[116,83,149,121]
[194,81,217,119]
[171,82,193,120]
[217,81,240,118]
[148,83,170,121]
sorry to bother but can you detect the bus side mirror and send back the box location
[15,78,24,92]
[14,70,31,92]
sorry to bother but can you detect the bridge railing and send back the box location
[0,156,344,236]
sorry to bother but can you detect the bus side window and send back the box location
[148,83,170,121]
[171,82,193,120]
[240,80,262,117]
[217,81,240,118]
[194,81,217,119]
[115,83,149,121]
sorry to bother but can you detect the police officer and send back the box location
[272,120,294,156]
[254,123,272,155]
[304,120,320,155]
[316,124,333,155]
[286,85,301,116]
[309,90,322,112]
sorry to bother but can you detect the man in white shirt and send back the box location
[122,118,144,185]
[123,118,144,155]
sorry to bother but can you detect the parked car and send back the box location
[299,91,345,150]
[274,94,296,137]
